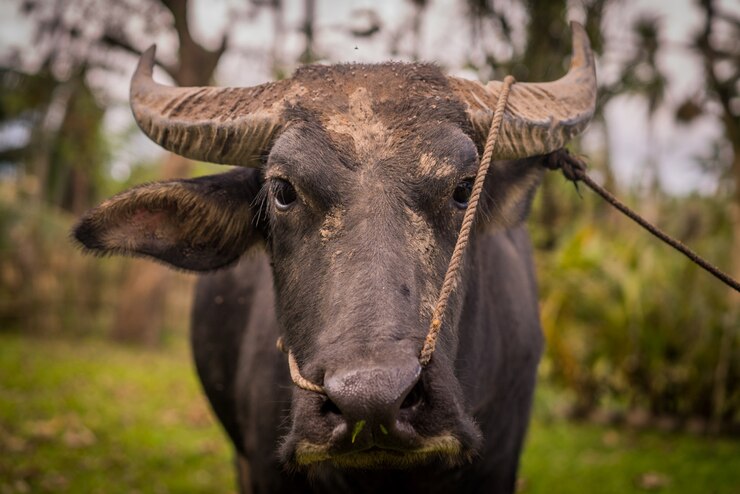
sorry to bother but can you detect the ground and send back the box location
[0,333,737,493]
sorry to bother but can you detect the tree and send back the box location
[1,64,107,215]
[98,0,233,345]
[5,0,238,344]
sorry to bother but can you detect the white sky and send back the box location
[1,0,738,194]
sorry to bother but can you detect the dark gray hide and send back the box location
[193,218,543,494]
[75,62,553,493]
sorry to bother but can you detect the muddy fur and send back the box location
[294,434,468,469]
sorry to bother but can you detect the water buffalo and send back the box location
[74,22,596,494]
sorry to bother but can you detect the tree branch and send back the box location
[100,33,178,82]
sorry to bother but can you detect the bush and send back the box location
[0,182,121,335]
[534,179,738,429]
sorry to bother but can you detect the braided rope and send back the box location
[277,75,516,390]
[419,75,516,366]
[276,76,738,391]
[545,150,740,293]
[277,336,326,393]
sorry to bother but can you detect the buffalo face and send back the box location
[266,114,485,469]
[254,65,548,467]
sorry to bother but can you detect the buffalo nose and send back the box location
[323,357,423,428]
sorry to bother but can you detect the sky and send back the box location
[1,0,738,194]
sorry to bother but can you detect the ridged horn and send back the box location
[449,21,597,159]
[130,45,294,167]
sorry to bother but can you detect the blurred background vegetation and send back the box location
[0,0,738,492]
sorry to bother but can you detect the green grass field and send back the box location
[1,333,737,493]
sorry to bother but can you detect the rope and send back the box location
[275,76,738,393]
[419,76,517,366]
[544,150,740,293]
[277,336,326,393]
[277,76,517,389]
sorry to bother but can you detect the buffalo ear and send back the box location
[481,154,545,229]
[73,168,264,271]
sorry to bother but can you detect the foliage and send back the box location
[0,184,120,335]
[533,177,739,427]
[1,332,738,493]
[0,178,196,344]
[0,68,110,214]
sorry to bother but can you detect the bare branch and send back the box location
[99,33,178,81]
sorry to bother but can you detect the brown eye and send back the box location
[452,179,474,208]
[273,179,297,211]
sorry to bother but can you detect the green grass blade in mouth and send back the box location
[351,420,366,444]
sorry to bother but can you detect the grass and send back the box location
[520,419,738,493]
[1,332,738,493]
[0,334,234,493]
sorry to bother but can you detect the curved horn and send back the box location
[130,46,295,167]
[449,21,597,159]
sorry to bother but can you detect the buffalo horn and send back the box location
[448,21,597,159]
[130,46,292,167]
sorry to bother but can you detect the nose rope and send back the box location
[275,76,516,391]
[419,76,516,366]
[277,336,326,394]
[276,70,739,392]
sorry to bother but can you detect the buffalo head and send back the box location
[74,22,595,474]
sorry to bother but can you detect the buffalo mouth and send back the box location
[281,344,483,470]
[294,434,472,469]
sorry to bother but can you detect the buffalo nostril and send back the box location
[323,358,422,423]
[400,379,424,410]
[320,397,342,416]
[399,284,411,298]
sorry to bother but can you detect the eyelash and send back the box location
[271,178,298,211]
[266,174,474,215]
[452,178,475,209]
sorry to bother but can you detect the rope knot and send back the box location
[544,148,587,183]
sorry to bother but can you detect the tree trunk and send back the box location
[728,146,740,293]
[522,0,567,250]
[299,0,317,64]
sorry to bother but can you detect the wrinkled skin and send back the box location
[75,63,547,493]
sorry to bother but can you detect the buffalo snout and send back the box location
[323,356,423,449]
[282,346,482,469]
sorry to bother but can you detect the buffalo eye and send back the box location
[452,178,474,209]
[272,179,297,211]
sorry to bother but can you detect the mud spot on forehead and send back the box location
[325,87,375,135]
[420,280,437,321]
[417,153,456,180]
[401,206,446,321]
[272,84,308,112]
[320,207,345,243]
[347,87,373,121]
[324,87,394,163]
[330,249,343,264]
